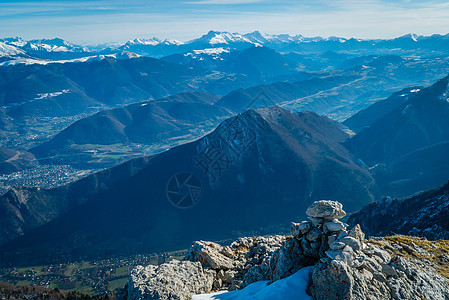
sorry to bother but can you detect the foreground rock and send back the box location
[124,200,449,299]
[127,260,214,300]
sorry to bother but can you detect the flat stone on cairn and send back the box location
[306,200,346,221]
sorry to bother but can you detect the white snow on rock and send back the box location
[0,42,26,56]
[209,32,252,45]
[2,90,71,109]
[0,52,140,67]
[192,48,230,55]
[192,266,313,300]
[125,38,183,46]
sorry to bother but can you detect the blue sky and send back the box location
[1,0,449,43]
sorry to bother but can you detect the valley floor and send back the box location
[0,250,186,296]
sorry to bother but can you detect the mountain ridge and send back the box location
[345,74,449,197]
[0,107,376,265]
[3,31,449,62]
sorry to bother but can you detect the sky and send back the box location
[1,0,449,44]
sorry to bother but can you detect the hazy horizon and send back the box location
[3,30,449,46]
[2,0,449,43]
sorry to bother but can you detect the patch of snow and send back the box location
[410,89,420,93]
[163,39,184,45]
[1,37,27,47]
[3,90,71,109]
[192,266,313,300]
[208,32,252,45]
[0,42,25,56]
[0,52,139,67]
[192,48,230,55]
[127,38,161,46]
[52,46,70,52]
[242,31,305,44]
[324,36,348,43]
[115,51,141,60]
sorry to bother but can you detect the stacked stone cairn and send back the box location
[124,200,449,300]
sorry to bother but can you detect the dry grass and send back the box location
[377,235,449,280]
[236,245,251,252]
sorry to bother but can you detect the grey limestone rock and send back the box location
[306,228,323,242]
[270,237,310,281]
[291,220,312,237]
[183,241,234,270]
[323,219,347,233]
[306,200,346,220]
[339,236,362,251]
[388,256,449,300]
[127,260,214,300]
[348,224,365,242]
[290,222,301,238]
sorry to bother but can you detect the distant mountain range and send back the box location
[3,73,449,265]
[0,56,254,149]
[1,48,448,165]
[1,32,449,267]
[30,92,233,167]
[216,55,449,120]
[18,54,449,169]
[0,107,376,265]
[161,46,310,83]
[2,31,449,64]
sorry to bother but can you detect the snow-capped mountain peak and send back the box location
[124,38,183,47]
[242,31,307,44]
[126,38,161,46]
[0,42,26,57]
[163,39,184,45]
[190,30,253,45]
[396,33,421,42]
[115,51,141,60]
[0,37,27,47]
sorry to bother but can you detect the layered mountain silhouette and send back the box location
[216,75,361,112]
[0,55,265,123]
[215,55,449,121]
[30,92,234,167]
[0,107,375,265]
[0,57,217,119]
[346,75,449,196]
[2,40,449,151]
[113,31,449,57]
[0,55,255,149]
[161,46,312,83]
[343,86,423,133]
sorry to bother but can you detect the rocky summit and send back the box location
[122,200,449,300]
